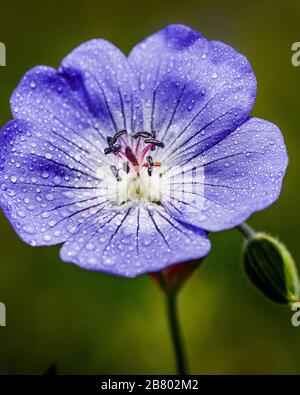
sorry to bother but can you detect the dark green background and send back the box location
[0,0,299,374]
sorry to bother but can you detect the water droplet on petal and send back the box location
[53,176,62,185]
[42,171,49,179]
[43,234,52,242]
[187,100,195,111]
[45,193,54,201]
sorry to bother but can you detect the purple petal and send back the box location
[61,39,143,133]
[0,120,108,246]
[60,205,211,277]
[164,117,288,231]
[10,66,106,149]
[11,41,143,144]
[128,24,256,163]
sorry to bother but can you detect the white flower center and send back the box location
[101,130,165,207]
[112,166,162,205]
[99,130,205,211]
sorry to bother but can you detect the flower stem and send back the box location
[238,222,256,240]
[165,291,188,375]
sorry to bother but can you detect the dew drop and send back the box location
[201,88,206,96]
[87,257,97,265]
[41,211,50,219]
[45,193,54,201]
[23,225,35,234]
[43,234,52,242]
[86,243,95,250]
[42,171,49,179]
[187,100,195,111]
[102,255,115,266]
[67,224,78,234]
[53,176,62,185]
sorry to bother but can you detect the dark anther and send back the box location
[106,136,114,146]
[104,143,121,155]
[104,130,127,155]
[123,161,130,174]
[146,156,153,176]
[133,131,152,139]
[132,131,164,152]
[108,130,127,145]
[110,165,122,182]
[150,131,156,151]
[144,138,165,150]
[113,130,127,141]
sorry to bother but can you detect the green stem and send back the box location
[165,291,188,375]
[238,222,256,240]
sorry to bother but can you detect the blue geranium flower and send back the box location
[0,25,288,277]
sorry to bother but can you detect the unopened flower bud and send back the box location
[243,233,299,305]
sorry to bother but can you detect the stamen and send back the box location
[142,161,161,168]
[140,144,153,161]
[107,136,114,146]
[144,137,165,149]
[113,130,127,141]
[146,155,153,176]
[104,143,121,155]
[133,131,152,139]
[150,131,157,152]
[104,130,127,156]
[133,130,164,158]
[110,165,122,182]
[115,151,127,161]
[123,161,130,174]
[135,136,141,156]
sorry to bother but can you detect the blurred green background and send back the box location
[0,0,299,374]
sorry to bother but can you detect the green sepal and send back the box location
[243,233,299,305]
